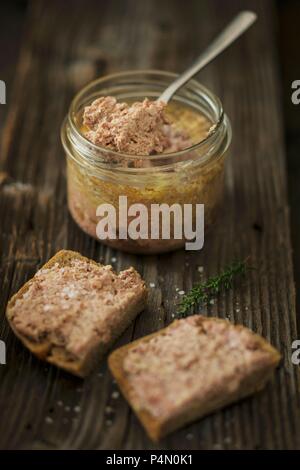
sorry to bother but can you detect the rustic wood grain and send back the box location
[0,2,25,138]
[0,0,299,450]
[278,0,300,326]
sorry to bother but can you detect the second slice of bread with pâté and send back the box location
[109,315,281,441]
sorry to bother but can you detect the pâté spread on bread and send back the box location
[6,250,147,377]
[109,315,280,441]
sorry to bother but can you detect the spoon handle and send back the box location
[159,11,257,103]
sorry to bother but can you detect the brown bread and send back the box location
[6,250,147,377]
[109,315,281,441]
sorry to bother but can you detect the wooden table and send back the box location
[0,0,299,450]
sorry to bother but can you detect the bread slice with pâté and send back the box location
[108,315,281,441]
[6,249,147,377]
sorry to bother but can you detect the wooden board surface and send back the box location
[0,0,299,450]
[0,2,25,138]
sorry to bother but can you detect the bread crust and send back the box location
[108,317,281,441]
[6,250,147,377]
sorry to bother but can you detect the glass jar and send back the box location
[61,70,231,254]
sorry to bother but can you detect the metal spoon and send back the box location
[159,11,257,103]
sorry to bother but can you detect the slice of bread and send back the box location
[6,250,147,377]
[109,315,281,441]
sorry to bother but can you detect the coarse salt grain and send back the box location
[61,286,77,299]
[43,305,52,312]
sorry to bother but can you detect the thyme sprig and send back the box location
[177,258,250,317]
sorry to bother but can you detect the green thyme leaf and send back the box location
[177,258,251,318]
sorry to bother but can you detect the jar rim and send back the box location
[66,69,229,162]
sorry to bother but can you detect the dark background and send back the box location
[0,0,299,311]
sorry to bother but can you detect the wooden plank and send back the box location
[0,2,25,136]
[0,0,299,450]
[277,0,300,327]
